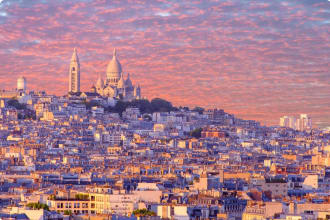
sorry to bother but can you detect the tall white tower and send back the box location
[17,76,27,91]
[69,48,80,93]
[298,114,312,131]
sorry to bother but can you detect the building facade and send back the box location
[91,49,141,101]
[279,114,312,131]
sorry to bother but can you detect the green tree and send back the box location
[150,98,174,112]
[113,100,130,116]
[84,100,101,110]
[192,106,204,114]
[7,98,26,110]
[75,194,89,200]
[104,97,178,116]
[64,210,72,215]
[26,202,50,211]
[130,99,152,113]
[190,128,202,138]
[132,209,156,217]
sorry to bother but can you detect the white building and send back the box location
[17,76,27,91]
[91,49,141,101]
[279,114,312,131]
[280,116,296,129]
[296,114,312,131]
[69,48,80,93]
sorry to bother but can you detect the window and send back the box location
[72,67,75,71]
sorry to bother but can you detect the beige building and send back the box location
[262,178,288,198]
[48,186,162,217]
[48,189,137,216]
[242,201,283,220]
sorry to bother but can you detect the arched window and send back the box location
[72,67,75,71]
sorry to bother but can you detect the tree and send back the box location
[26,202,49,211]
[143,114,152,121]
[130,99,152,113]
[105,98,177,116]
[64,210,72,215]
[150,98,175,112]
[75,194,89,200]
[20,109,36,120]
[7,98,26,110]
[84,100,101,110]
[132,209,156,217]
[192,106,204,114]
[190,128,202,138]
[113,100,130,116]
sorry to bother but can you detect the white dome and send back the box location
[106,49,122,81]
[117,73,125,89]
[125,73,133,88]
[96,77,104,88]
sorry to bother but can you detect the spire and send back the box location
[113,48,117,57]
[117,72,125,89]
[69,47,80,93]
[96,73,104,88]
[71,48,79,62]
[98,72,103,81]
[125,72,133,88]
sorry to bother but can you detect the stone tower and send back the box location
[69,48,80,93]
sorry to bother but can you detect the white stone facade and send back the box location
[92,49,141,101]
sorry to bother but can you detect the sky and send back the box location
[0,0,329,127]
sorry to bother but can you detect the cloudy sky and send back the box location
[0,0,329,127]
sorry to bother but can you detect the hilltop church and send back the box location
[69,48,141,101]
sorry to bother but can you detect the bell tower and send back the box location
[69,48,80,93]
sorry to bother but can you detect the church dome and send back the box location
[96,76,104,88]
[117,73,125,89]
[125,73,133,88]
[106,49,122,81]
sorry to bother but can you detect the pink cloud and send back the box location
[0,0,329,127]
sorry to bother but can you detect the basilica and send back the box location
[91,49,141,101]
